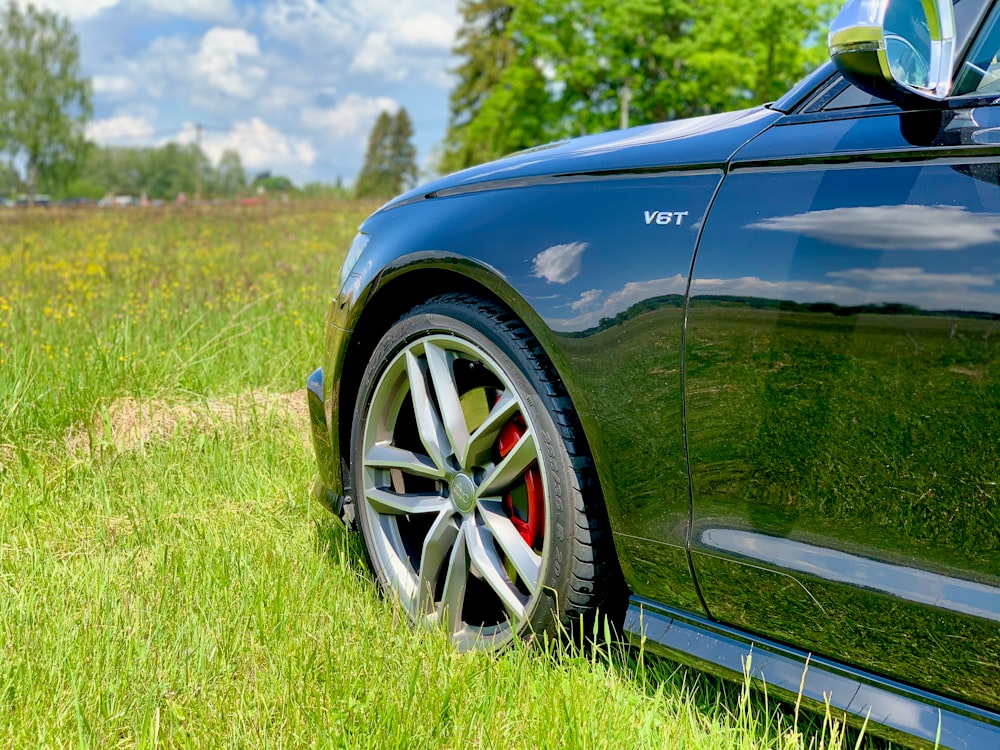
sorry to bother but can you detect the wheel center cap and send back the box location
[451,473,477,513]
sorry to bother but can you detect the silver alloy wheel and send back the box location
[359,333,548,649]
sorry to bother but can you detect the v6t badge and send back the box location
[644,210,689,226]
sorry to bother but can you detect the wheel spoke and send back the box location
[424,342,471,467]
[466,515,527,621]
[465,390,520,467]
[366,487,449,516]
[477,429,537,498]
[364,443,445,480]
[440,522,470,631]
[405,350,451,472]
[478,499,541,593]
[415,511,459,615]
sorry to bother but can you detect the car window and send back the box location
[954,2,1000,94]
[952,0,989,50]
[822,83,886,110]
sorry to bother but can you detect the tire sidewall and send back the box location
[350,300,581,640]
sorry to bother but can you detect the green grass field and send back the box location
[0,204,886,748]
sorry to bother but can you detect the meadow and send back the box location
[0,203,886,748]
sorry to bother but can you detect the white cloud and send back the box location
[395,13,455,50]
[350,11,457,83]
[750,204,1000,251]
[350,31,397,78]
[691,275,847,301]
[86,114,155,145]
[532,242,588,284]
[261,0,457,87]
[570,289,603,312]
[87,29,269,110]
[689,273,1000,316]
[257,84,313,113]
[302,94,399,138]
[550,266,1000,333]
[139,0,237,23]
[828,267,999,288]
[28,0,117,20]
[31,0,236,21]
[175,118,317,180]
[193,27,266,99]
[548,274,687,331]
[261,0,355,49]
[93,75,132,97]
[603,275,688,313]
[105,35,189,101]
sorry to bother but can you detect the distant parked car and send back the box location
[98,195,138,208]
[306,1,1000,748]
[15,194,50,206]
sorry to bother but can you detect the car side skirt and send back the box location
[625,597,1000,750]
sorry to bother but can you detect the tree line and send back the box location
[39,144,247,202]
[1,0,836,203]
[0,139,351,203]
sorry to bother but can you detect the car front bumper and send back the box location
[307,363,353,527]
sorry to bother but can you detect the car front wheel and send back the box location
[350,294,620,650]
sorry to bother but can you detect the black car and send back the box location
[307,0,1000,747]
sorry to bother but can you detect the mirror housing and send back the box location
[828,0,956,106]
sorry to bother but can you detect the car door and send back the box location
[686,7,1000,712]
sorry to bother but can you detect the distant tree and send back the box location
[0,1,91,200]
[83,146,144,195]
[355,108,417,200]
[252,173,294,194]
[144,142,200,199]
[300,180,349,200]
[71,143,214,200]
[210,149,246,198]
[0,160,20,197]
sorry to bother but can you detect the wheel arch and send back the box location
[335,258,579,496]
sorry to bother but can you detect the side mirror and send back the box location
[828,0,956,106]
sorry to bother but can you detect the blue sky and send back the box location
[36,0,461,185]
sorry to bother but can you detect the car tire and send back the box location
[350,293,622,650]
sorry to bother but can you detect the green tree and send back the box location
[0,160,20,197]
[443,0,834,168]
[300,179,349,200]
[681,0,836,111]
[208,148,246,198]
[0,1,91,199]
[144,143,200,199]
[355,108,417,199]
[252,172,294,195]
[69,142,215,201]
[441,0,550,172]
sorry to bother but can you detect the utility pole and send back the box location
[195,123,203,201]
[619,83,631,130]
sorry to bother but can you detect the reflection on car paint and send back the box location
[687,103,1000,712]
[531,242,588,284]
[749,204,1000,252]
[701,528,1000,622]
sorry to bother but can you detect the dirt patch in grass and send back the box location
[66,389,311,454]
[0,443,17,474]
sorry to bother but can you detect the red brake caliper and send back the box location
[497,414,544,549]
